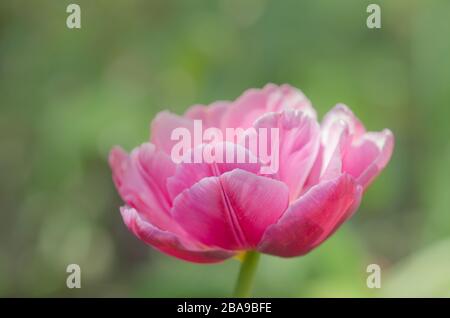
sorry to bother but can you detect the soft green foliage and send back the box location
[0,0,449,297]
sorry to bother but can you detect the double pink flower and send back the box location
[109,84,394,263]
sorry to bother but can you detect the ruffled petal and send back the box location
[184,101,230,130]
[247,109,320,200]
[109,143,176,230]
[343,129,394,189]
[304,119,350,190]
[222,83,315,130]
[150,111,195,155]
[322,104,366,140]
[166,142,260,200]
[320,104,394,189]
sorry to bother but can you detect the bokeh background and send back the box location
[1,0,450,297]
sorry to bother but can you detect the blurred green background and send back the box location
[1,0,450,297]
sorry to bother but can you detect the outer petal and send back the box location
[248,109,320,201]
[222,84,315,129]
[109,143,176,230]
[171,169,289,250]
[258,174,362,257]
[343,129,394,189]
[166,142,261,200]
[121,206,234,263]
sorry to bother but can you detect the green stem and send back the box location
[233,251,260,298]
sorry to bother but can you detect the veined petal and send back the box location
[121,206,234,263]
[171,169,289,250]
[258,174,362,257]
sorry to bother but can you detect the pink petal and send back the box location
[222,83,315,130]
[267,84,316,117]
[343,129,394,189]
[184,101,230,130]
[167,142,260,201]
[322,104,366,140]
[258,174,362,257]
[150,111,195,154]
[171,169,289,250]
[109,143,176,230]
[250,109,320,201]
[121,206,234,263]
[320,104,394,189]
[304,119,350,189]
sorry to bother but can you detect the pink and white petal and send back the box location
[121,206,234,263]
[304,119,351,191]
[150,111,195,155]
[258,174,362,257]
[343,129,394,189]
[184,101,230,129]
[109,143,176,230]
[171,169,289,250]
[166,142,260,200]
[109,146,128,189]
[302,146,324,191]
[322,104,366,140]
[267,84,316,118]
[251,109,320,200]
[319,119,351,181]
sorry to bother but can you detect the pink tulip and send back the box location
[109,84,394,263]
